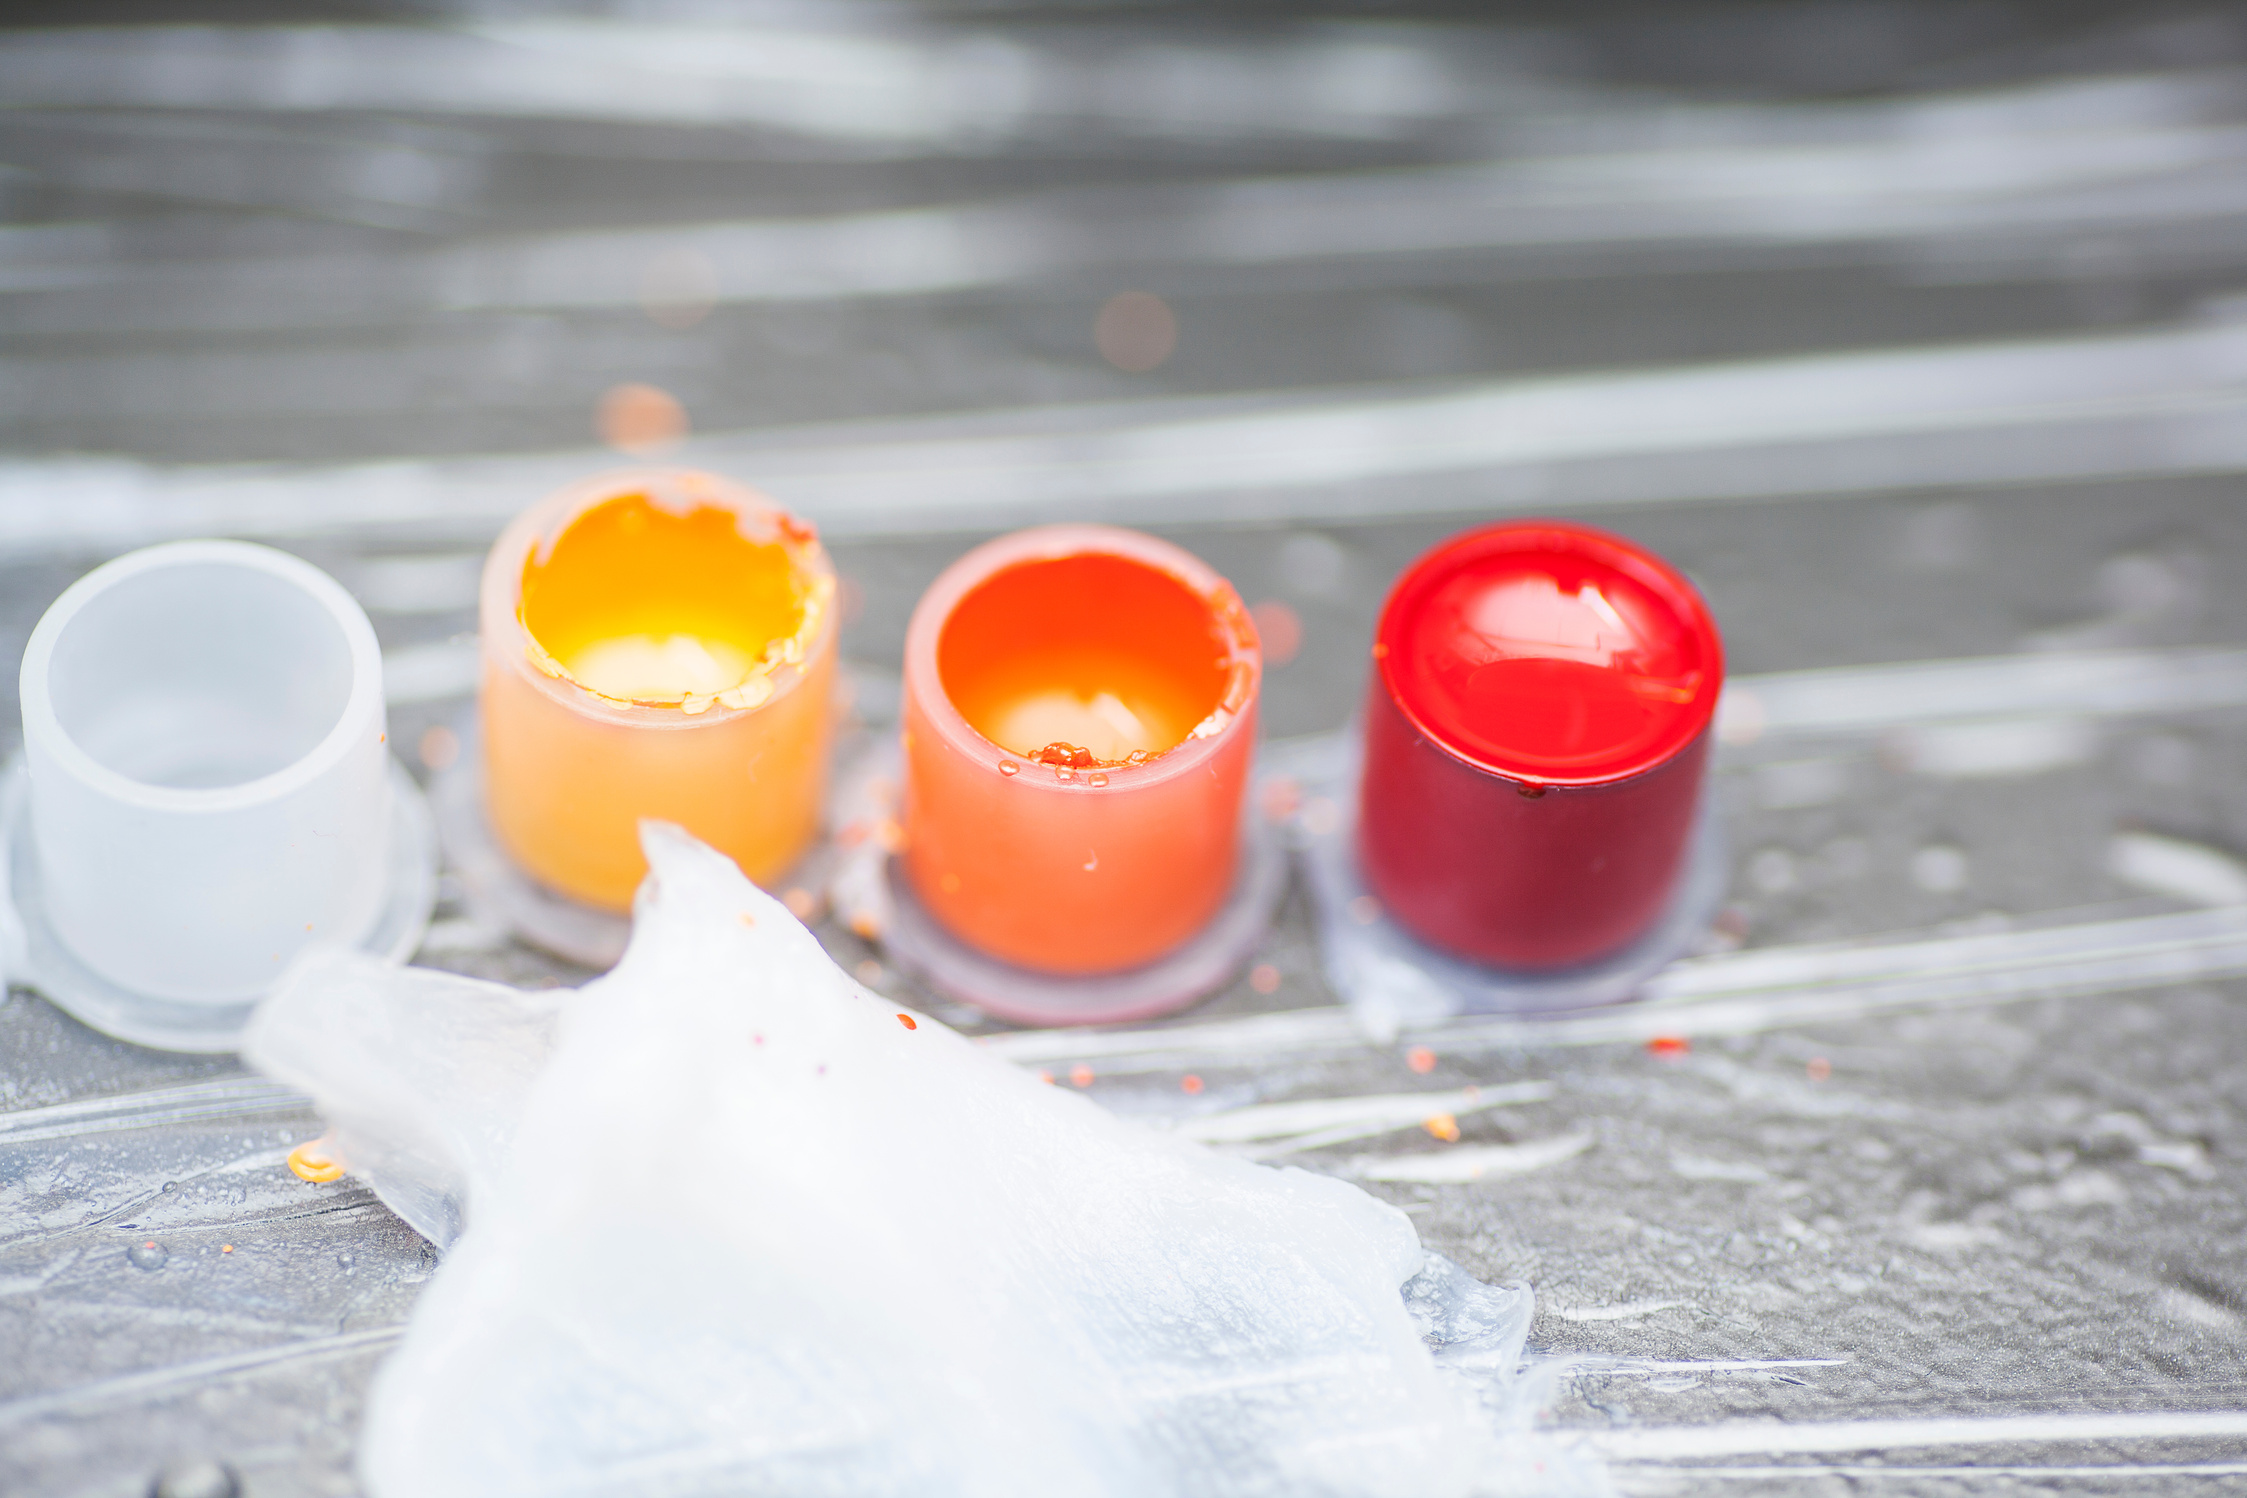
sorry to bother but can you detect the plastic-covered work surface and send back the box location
[11,3,2247,1492]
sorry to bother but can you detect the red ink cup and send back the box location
[1358,520,1723,969]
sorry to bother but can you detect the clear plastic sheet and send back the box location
[247,825,1561,1498]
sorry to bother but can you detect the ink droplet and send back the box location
[896,1013,918,1030]
[1180,1074,1204,1095]
[127,1240,168,1271]
[1647,1034,1690,1058]
[1405,1047,1437,1074]
[998,760,1019,776]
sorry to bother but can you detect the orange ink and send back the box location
[287,1137,347,1184]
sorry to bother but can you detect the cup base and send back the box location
[431,712,839,970]
[0,757,439,1053]
[876,829,1287,1029]
[824,734,1288,1028]
[429,714,630,970]
[1281,731,1729,1041]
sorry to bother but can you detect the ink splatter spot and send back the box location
[1423,1114,1461,1143]
[1405,1047,1437,1074]
[897,1014,918,1031]
[1648,1035,1691,1058]
[287,1139,346,1184]
[1180,1074,1204,1095]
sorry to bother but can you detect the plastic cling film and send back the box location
[246,824,1587,1498]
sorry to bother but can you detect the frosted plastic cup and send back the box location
[477,469,838,914]
[18,540,394,1003]
[1358,519,1723,969]
[899,525,1261,976]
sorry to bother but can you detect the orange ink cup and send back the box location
[900,525,1260,975]
[480,470,837,911]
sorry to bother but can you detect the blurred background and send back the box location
[13,3,2247,1494]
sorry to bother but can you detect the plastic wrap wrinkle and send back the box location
[247,823,1569,1498]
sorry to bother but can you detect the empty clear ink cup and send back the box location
[4,540,437,1052]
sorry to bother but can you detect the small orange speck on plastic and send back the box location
[849,913,880,940]
[1405,1047,1437,1074]
[1807,1056,1832,1081]
[1248,962,1281,994]
[738,911,757,927]
[378,732,385,744]
[417,723,460,772]
[1037,1069,1056,1085]
[221,1244,235,1253]
[1423,1113,1461,1143]
[1648,1034,1691,1057]
[1249,599,1302,666]
[1180,1073,1204,1094]
[1070,1063,1096,1088]
[897,1013,918,1030]
[288,1139,347,1183]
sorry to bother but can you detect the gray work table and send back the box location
[8,4,2247,1492]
